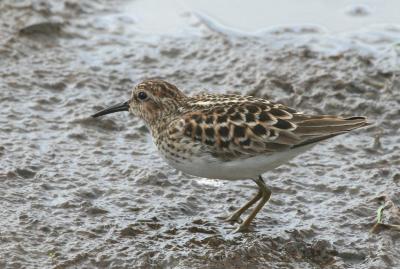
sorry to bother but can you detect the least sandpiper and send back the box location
[92,79,369,232]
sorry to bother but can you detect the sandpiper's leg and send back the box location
[225,190,262,223]
[234,175,271,233]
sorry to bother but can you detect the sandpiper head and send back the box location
[91,79,186,125]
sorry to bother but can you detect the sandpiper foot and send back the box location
[233,223,252,233]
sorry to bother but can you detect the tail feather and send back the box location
[292,115,370,148]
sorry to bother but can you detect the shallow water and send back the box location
[1,0,400,268]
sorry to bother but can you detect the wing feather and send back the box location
[169,94,369,160]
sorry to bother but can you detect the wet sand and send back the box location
[1,0,400,268]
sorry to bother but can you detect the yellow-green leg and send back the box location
[234,175,271,233]
[225,190,262,223]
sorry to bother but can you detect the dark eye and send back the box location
[137,91,147,100]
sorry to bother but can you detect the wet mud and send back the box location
[1,0,400,268]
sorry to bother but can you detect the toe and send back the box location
[233,223,252,233]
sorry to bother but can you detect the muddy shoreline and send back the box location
[1,0,400,268]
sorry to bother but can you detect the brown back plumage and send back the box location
[173,93,369,159]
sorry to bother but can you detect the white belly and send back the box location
[161,145,314,180]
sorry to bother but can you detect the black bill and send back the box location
[91,101,129,118]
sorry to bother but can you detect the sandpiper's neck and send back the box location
[146,102,185,139]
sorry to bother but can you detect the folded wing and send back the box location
[169,94,369,160]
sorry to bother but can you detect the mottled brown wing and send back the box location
[172,94,368,160]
